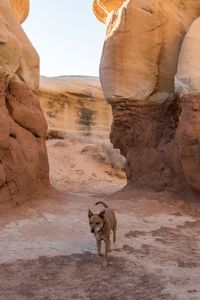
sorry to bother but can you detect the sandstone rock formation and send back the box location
[93,0,200,195]
[175,17,200,192]
[38,76,112,140]
[93,0,125,23]
[175,17,200,95]
[0,0,49,204]
[10,0,29,24]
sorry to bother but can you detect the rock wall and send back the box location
[93,0,200,195]
[0,0,49,204]
[175,17,200,193]
[38,76,112,140]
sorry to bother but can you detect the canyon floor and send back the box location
[0,139,200,300]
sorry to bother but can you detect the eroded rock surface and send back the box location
[93,0,125,23]
[175,17,200,95]
[10,0,29,24]
[0,0,49,204]
[38,76,112,140]
[94,0,200,194]
[111,99,184,192]
[175,17,200,193]
[98,0,200,102]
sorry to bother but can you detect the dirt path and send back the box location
[0,189,200,300]
[47,138,126,195]
[0,139,200,299]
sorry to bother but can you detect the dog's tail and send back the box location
[95,201,108,208]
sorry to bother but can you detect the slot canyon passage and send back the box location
[0,0,200,299]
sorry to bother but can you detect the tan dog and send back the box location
[88,201,117,267]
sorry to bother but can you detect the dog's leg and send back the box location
[96,240,103,256]
[108,238,112,252]
[103,239,109,267]
[113,218,117,243]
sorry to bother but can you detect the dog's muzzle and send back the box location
[91,229,95,234]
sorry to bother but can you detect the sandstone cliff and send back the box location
[93,0,200,195]
[0,0,49,204]
[38,76,112,140]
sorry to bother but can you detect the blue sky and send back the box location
[22,0,105,77]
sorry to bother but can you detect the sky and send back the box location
[22,0,106,77]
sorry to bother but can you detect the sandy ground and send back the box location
[47,138,126,195]
[0,139,200,300]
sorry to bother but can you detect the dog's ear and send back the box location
[99,210,105,219]
[88,209,93,218]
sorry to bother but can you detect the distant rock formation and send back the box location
[0,0,49,204]
[93,0,200,195]
[38,76,112,140]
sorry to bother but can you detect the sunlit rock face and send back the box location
[10,0,29,24]
[94,0,200,195]
[1,0,39,89]
[93,0,125,23]
[38,76,112,140]
[0,0,49,204]
[99,0,200,102]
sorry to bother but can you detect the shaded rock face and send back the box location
[176,93,200,192]
[175,18,200,192]
[111,99,184,192]
[99,0,200,102]
[38,76,112,140]
[0,0,49,204]
[0,76,49,204]
[94,0,200,194]
[111,94,200,194]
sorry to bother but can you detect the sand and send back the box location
[47,138,126,195]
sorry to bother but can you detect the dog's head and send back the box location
[88,209,105,234]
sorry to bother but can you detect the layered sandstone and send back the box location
[0,0,49,204]
[94,0,200,195]
[38,76,112,140]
